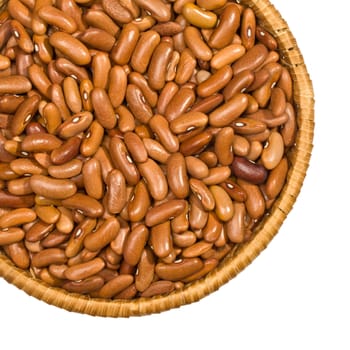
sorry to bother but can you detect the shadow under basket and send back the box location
[0,0,314,317]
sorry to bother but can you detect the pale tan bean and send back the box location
[145,199,187,227]
[30,175,77,200]
[123,224,149,266]
[49,31,91,66]
[84,217,120,252]
[98,274,134,299]
[109,136,140,186]
[0,208,36,229]
[184,26,212,61]
[105,169,127,214]
[155,258,203,281]
[0,227,25,245]
[261,131,284,170]
[61,193,104,218]
[64,257,105,281]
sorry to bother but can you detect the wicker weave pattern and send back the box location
[0,0,314,317]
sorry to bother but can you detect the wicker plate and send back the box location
[0,0,314,317]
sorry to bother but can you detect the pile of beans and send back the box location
[0,0,297,299]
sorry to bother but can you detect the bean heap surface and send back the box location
[0,0,297,299]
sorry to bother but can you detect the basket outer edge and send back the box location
[0,0,314,317]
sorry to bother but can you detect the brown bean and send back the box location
[184,26,212,61]
[166,152,189,199]
[123,224,149,266]
[145,199,187,227]
[83,217,120,252]
[189,178,215,211]
[281,102,297,147]
[125,84,153,124]
[48,159,82,179]
[0,190,35,208]
[128,72,158,108]
[182,258,218,283]
[202,166,231,185]
[214,127,234,166]
[38,5,77,33]
[175,48,196,85]
[134,0,171,22]
[62,77,82,114]
[30,175,77,200]
[0,75,32,94]
[63,276,104,294]
[55,58,89,82]
[135,247,155,292]
[109,136,140,186]
[237,179,265,219]
[64,257,105,281]
[261,131,284,170]
[84,9,119,37]
[32,248,67,268]
[179,130,213,156]
[0,227,25,245]
[50,135,82,165]
[79,27,116,52]
[5,241,30,269]
[105,169,127,214]
[98,274,134,299]
[116,105,135,133]
[124,132,148,163]
[61,193,104,218]
[209,185,234,222]
[49,31,91,66]
[91,88,117,129]
[155,258,203,281]
[127,180,150,223]
[211,44,246,70]
[182,3,217,29]
[80,121,104,157]
[231,156,268,185]
[209,93,249,127]
[165,86,196,122]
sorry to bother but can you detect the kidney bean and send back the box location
[91,88,117,130]
[64,257,105,281]
[61,193,104,218]
[63,276,104,294]
[105,169,127,214]
[231,156,268,185]
[0,190,35,208]
[165,86,196,122]
[202,166,231,186]
[155,258,203,281]
[35,205,60,225]
[123,224,149,266]
[209,185,234,222]
[223,70,255,101]
[32,248,67,268]
[7,0,32,29]
[0,227,25,246]
[145,199,186,227]
[0,75,32,94]
[182,3,217,29]
[84,9,119,37]
[208,3,240,49]
[184,26,212,61]
[38,5,77,33]
[49,31,91,66]
[261,131,284,170]
[79,27,116,52]
[127,180,150,223]
[237,179,265,219]
[126,84,153,124]
[55,58,89,82]
[166,153,189,199]
[281,102,297,147]
[5,241,30,269]
[50,135,82,165]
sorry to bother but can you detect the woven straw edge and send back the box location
[0,0,314,317]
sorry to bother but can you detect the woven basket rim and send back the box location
[0,0,314,317]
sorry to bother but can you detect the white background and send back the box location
[1,1,349,349]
